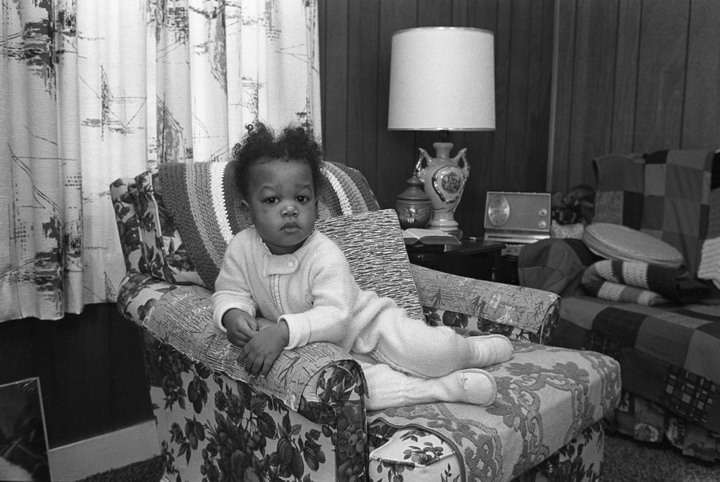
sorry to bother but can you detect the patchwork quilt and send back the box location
[593,149,720,279]
[555,296,720,434]
[547,149,720,460]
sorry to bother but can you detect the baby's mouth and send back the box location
[282,222,300,231]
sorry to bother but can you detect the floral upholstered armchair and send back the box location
[110,160,621,481]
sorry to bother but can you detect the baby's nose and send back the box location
[283,204,298,216]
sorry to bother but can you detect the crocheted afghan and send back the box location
[582,259,709,305]
[157,160,380,289]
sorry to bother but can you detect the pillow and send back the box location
[583,223,684,268]
[317,209,424,320]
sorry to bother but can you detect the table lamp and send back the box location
[388,27,496,238]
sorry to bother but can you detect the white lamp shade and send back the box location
[388,27,496,131]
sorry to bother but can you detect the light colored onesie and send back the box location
[213,227,512,408]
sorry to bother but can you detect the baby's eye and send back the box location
[297,195,311,203]
[263,197,279,204]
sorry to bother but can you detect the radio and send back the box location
[483,191,552,255]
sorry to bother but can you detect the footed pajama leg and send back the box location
[357,359,498,410]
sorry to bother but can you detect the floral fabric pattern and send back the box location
[111,164,622,481]
[412,265,561,344]
[143,337,367,481]
[367,343,620,481]
[368,423,605,482]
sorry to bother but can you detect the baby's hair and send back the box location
[232,122,323,200]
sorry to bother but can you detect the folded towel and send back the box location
[582,260,710,305]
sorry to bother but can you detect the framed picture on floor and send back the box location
[0,377,50,482]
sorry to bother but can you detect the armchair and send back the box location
[110,160,620,481]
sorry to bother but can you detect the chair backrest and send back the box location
[593,149,720,278]
[110,161,380,289]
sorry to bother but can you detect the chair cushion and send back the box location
[584,223,684,268]
[368,341,620,480]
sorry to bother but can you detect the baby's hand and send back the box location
[239,321,289,378]
[222,309,259,348]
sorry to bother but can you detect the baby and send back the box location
[212,122,513,410]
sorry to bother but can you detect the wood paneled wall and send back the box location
[319,0,555,237]
[550,0,720,195]
[0,306,152,448]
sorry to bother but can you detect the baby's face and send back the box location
[243,158,317,255]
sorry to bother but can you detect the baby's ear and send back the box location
[240,200,252,221]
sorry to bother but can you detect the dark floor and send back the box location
[603,431,720,481]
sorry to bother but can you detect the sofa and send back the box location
[525,149,720,462]
[110,160,621,481]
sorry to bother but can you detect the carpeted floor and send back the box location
[77,456,164,482]
[603,432,720,481]
[75,432,720,482]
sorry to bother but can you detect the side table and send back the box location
[406,239,506,282]
[499,254,520,285]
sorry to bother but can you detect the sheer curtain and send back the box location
[0,0,321,322]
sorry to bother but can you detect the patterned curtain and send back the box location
[0,0,321,322]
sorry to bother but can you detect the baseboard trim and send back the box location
[48,420,159,481]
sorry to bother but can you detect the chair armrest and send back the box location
[410,264,560,344]
[118,276,362,415]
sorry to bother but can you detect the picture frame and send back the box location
[0,377,50,482]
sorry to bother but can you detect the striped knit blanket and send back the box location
[157,160,379,289]
[582,260,710,305]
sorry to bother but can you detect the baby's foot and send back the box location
[468,334,513,367]
[437,369,497,406]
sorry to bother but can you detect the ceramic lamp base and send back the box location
[415,142,470,240]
